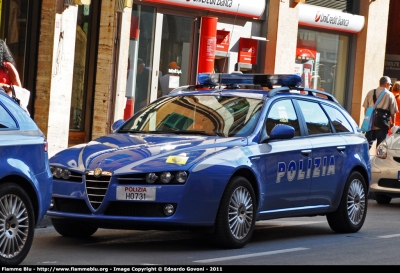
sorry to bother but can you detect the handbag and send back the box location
[361,107,374,132]
[361,89,385,132]
[373,89,390,129]
[9,84,31,115]
[374,108,391,128]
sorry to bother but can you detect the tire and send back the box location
[212,176,256,249]
[51,218,98,238]
[0,183,35,265]
[374,193,392,204]
[327,171,367,233]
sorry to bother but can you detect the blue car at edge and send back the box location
[47,73,371,249]
[0,90,52,265]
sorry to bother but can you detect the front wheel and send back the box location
[0,183,35,265]
[327,171,367,233]
[212,176,256,249]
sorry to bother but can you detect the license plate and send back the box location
[116,186,156,201]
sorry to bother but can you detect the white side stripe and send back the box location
[193,247,309,263]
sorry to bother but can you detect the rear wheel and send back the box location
[374,193,392,204]
[212,176,256,249]
[327,171,367,233]
[51,218,98,238]
[0,183,35,265]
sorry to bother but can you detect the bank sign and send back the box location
[141,0,265,19]
[298,3,365,34]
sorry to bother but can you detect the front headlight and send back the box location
[376,140,388,159]
[50,166,71,179]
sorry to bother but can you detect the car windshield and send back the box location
[119,95,264,137]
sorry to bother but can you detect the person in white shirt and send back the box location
[160,61,181,96]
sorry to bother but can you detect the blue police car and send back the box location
[0,90,52,264]
[47,73,371,249]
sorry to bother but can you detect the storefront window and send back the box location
[127,5,157,113]
[0,0,29,83]
[70,5,90,131]
[295,28,349,106]
[159,14,193,97]
[127,5,194,113]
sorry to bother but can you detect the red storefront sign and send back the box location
[238,38,258,65]
[298,3,365,33]
[198,17,217,74]
[140,0,266,19]
[216,30,230,52]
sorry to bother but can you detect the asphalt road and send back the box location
[23,197,400,266]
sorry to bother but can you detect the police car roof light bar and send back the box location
[197,73,302,88]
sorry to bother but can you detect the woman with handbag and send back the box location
[0,39,22,94]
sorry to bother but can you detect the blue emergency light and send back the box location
[197,73,302,88]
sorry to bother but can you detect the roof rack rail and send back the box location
[301,88,339,103]
[267,87,339,103]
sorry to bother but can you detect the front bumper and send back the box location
[370,156,400,195]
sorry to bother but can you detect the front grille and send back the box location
[104,202,177,217]
[53,197,91,214]
[393,157,400,164]
[86,174,111,209]
[378,179,400,189]
[117,172,189,185]
[66,171,84,182]
[117,174,146,184]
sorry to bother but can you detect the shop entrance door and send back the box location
[158,13,197,97]
[127,5,199,114]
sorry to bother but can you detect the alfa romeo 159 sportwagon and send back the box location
[47,73,371,249]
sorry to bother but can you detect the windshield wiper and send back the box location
[151,130,221,136]
[117,129,150,134]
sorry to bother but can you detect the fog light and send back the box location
[49,198,54,210]
[175,171,188,183]
[163,204,175,216]
[146,173,158,184]
[160,172,172,183]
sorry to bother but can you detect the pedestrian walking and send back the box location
[0,39,22,93]
[362,76,398,149]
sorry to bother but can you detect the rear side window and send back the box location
[322,104,353,133]
[297,100,332,135]
[266,99,300,136]
[0,103,18,129]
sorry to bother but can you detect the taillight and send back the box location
[44,140,48,152]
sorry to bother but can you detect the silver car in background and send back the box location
[370,126,400,204]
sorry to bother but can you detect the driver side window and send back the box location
[266,99,300,136]
[0,103,18,129]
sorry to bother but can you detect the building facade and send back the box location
[0,0,395,157]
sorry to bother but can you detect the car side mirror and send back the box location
[269,124,295,140]
[112,119,125,131]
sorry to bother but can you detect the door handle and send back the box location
[301,149,312,156]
